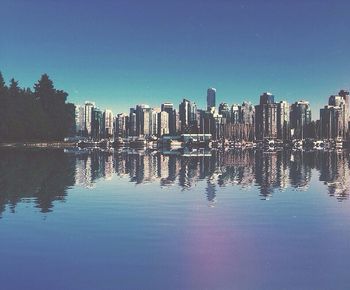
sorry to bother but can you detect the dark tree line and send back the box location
[0,71,75,141]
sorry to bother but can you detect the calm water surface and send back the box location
[0,148,350,290]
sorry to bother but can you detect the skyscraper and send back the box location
[158,111,169,136]
[240,101,255,125]
[161,103,175,134]
[142,107,152,136]
[277,101,290,141]
[255,92,278,140]
[75,105,85,136]
[290,100,311,139]
[135,104,150,136]
[218,102,231,119]
[207,88,216,111]
[240,101,255,141]
[151,108,160,136]
[179,99,198,133]
[91,107,104,140]
[129,108,137,136]
[259,92,275,104]
[84,101,95,137]
[104,109,114,138]
[115,113,128,138]
[320,93,347,139]
[231,104,240,124]
[339,89,349,118]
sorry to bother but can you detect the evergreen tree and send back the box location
[0,72,6,95]
[0,72,8,139]
[0,72,75,142]
[8,78,20,98]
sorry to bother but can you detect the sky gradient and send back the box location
[1,0,350,118]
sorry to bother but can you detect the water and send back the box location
[0,148,350,290]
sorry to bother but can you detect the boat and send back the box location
[169,139,183,149]
[263,139,276,150]
[97,139,108,148]
[147,141,158,150]
[244,142,255,148]
[113,137,126,148]
[313,140,324,150]
[129,138,146,148]
[77,140,96,148]
[293,139,303,150]
[335,138,343,149]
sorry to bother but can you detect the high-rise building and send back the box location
[255,92,278,140]
[158,111,169,136]
[277,101,290,141]
[231,104,240,124]
[212,110,223,140]
[240,101,255,125]
[161,103,176,134]
[91,108,104,140]
[179,99,198,133]
[218,102,231,119]
[290,100,311,139]
[104,109,114,138]
[142,107,152,136]
[115,113,128,138]
[75,105,85,136]
[339,90,350,138]
[320,93,347,139]
[174,110,181,134]
[207,88,216,110]
[84,101,95,137]
[320,105,344,139]
[135,104,150,136]
[339,89,349,117]
[129,108,137,136]
[161,103,173,113]
[179,99,190,130]
[151,108,160,136]
[259,92,275,104]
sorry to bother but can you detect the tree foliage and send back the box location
[0,72,75,141]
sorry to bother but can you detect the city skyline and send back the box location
[74,87,345,118]
[2,0,350,117]
[74,87,348,143]
[3,2,350,289]
[1,70,348,144]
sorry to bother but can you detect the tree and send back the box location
[0,72,75,142]
[8,78,20,98]
[34,74,74,140]
[0,72,8,139]
[0,72,6,96]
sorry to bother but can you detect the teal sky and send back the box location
[1,0,350,118]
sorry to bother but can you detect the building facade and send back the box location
[84,101,95,136]
[255,92,278,140]
[207,88,216,111]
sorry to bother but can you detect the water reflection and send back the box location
[0,148,349,215]
[0,149,75,214]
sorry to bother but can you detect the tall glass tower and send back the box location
[207,88,216,110]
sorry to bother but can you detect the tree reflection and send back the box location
[0,148,349,216]
[0,149,75,215]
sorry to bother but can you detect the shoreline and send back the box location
[0,142,76,148]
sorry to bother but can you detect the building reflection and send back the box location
[107,149,350,201]
[0,148,350,216]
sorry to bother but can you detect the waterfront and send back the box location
[1,148,350,290]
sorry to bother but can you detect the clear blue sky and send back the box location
[1,0,350,118]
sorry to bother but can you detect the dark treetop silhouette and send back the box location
[0,72,75,142]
